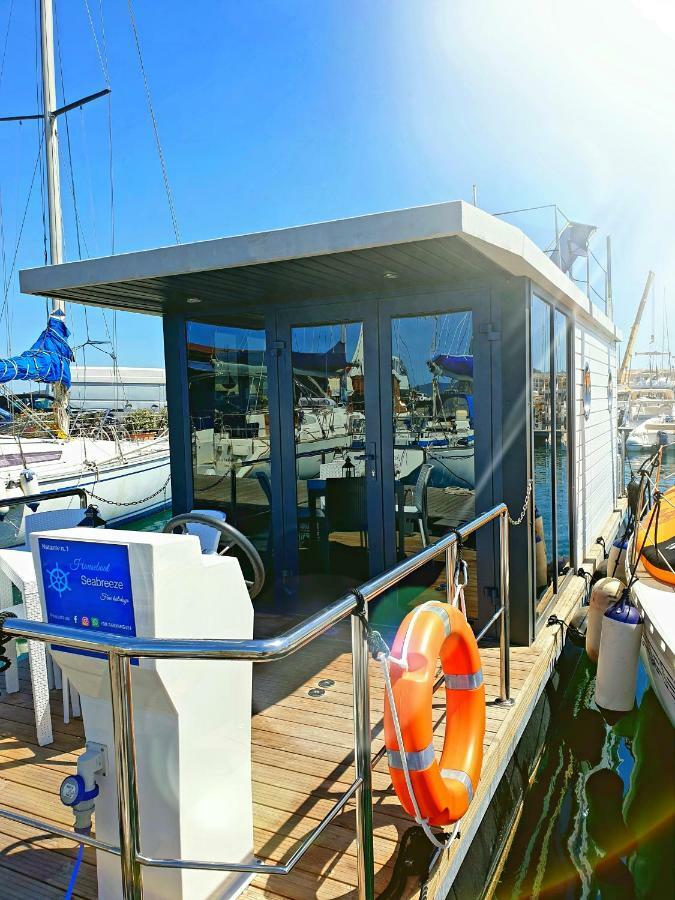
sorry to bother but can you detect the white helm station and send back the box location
[31,526,255,899]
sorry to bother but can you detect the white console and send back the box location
[31,527,254,899]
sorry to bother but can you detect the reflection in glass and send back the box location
[187,320,272,565]
[389,311,477,613]
[531,296,554,605]
[291,323,369,580]
[554,310,570,573]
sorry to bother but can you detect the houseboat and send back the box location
[0,200,625,899]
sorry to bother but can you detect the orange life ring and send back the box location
[383,601,485,826]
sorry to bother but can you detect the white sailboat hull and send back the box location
[393,439,475,489]
[626,416,675,449]
[629,556,675,727]
[0,435,171,545]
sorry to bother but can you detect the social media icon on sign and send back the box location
[81,616,90,627]
[92,618,100,628]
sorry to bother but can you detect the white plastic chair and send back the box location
[20,507,87,551]
[183,509,227,554]
[0,549,54,745]
[4,508,88,734]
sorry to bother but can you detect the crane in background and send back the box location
[619,271,655,385]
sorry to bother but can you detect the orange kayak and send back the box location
[638,486,675,586]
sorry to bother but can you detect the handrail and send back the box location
[2,486,89,510]
[5,503,508,660]
[0,503,511,900]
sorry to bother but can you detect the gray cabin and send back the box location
[20,200,621,645]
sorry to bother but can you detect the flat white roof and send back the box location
[19,201,620,342]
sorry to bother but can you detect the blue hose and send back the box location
[65,839,86,899]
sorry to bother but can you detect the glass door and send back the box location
[389,309,476,557]
[377,290,493,628]
[276,303,383,600]
[186,317,274,583]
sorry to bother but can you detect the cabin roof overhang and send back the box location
[19,200,621,342]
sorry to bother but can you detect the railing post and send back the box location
[109,651,143,899]
[351,606,375,900]
[498,512,513,705]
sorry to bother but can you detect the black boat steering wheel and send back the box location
[162,512,265,599]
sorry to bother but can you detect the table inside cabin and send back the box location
[306,466,408,558]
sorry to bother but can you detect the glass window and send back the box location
[554,310,571,575]
[187,320,272,565]
[290,322,369,581]
[531,296,554,608]
[389,310,477,619]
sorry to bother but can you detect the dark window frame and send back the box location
[530,294,574,626]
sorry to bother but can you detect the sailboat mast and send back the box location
[39,0,69,434]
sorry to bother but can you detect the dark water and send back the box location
[497,445,675,900]
[496,651,675,900]
[123,507,172,533]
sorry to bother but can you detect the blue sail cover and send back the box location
[0,313,74,389]
[430,354,473,381]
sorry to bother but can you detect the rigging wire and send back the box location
[83,0,115,253]
[0,135,45,328]
[33,0,49,268]
[54,4,88,260]
[126,0,181,244]
[0,152,8,354]
[98,0,116,254]
[0,0,15,95]
[82,0,108,82]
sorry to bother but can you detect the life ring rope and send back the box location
[375,596,484,850]
[377,647,460,850]
[388,601,450,670]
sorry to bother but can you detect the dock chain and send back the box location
[0,611,17,673]
[508,478,533,526]
[87,473,171,507]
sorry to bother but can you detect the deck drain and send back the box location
[318,679,335,688]
[308,688,325,697]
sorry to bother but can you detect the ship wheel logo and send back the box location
[47,563,70,597]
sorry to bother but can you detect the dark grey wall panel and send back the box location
[163,314,193,515]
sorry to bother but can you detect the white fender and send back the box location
[535,534,549,590]
[535,507,549,590]
[19,469,40,497]
[606,537,628,579]
[595,599,643,712]
[0,479,13,517]
[585,577,625,662]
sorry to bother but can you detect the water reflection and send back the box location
[496,653,675,899]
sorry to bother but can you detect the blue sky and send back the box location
[1,0,673,368]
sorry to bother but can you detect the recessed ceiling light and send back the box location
[383,271,398,279]
[186,297,202,304]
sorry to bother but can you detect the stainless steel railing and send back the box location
[2,485,89,511]
[0,503,511,900]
